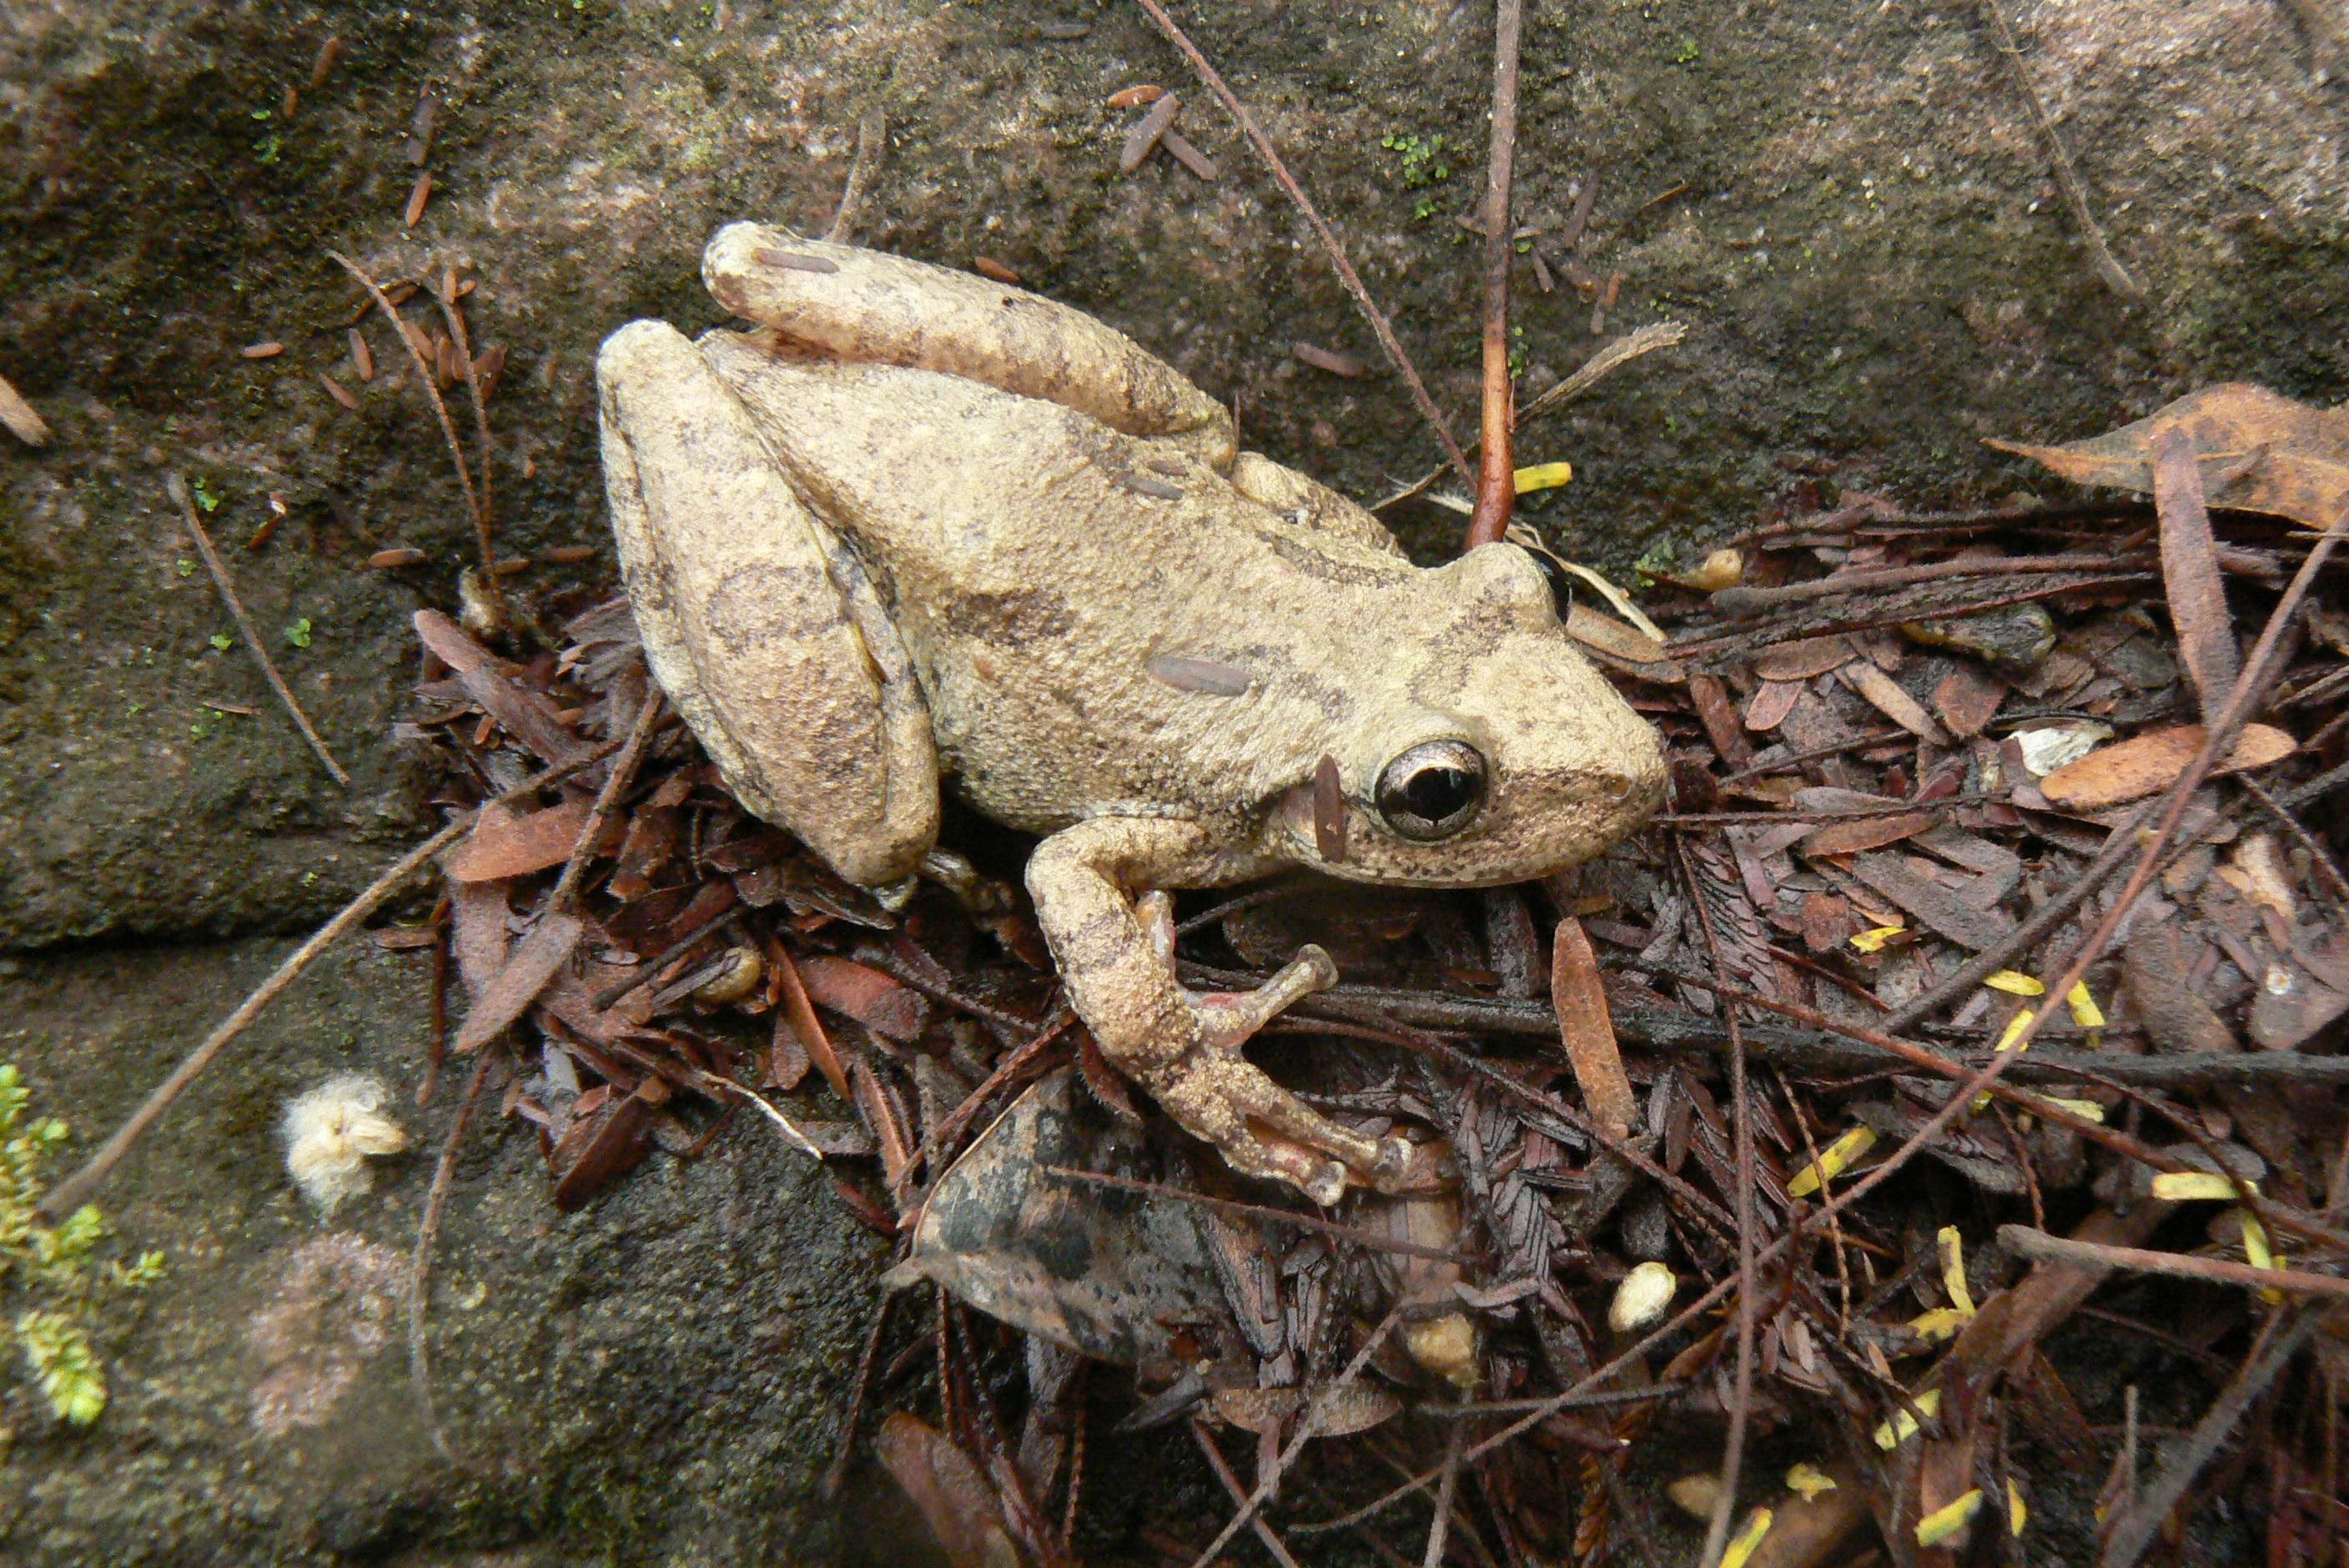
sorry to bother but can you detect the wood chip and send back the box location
[1106,83,1166,109]
[1838,661,1950,743]
[1291,342,1365,377]
[309,35,345,91]
[240,340,284,359]
[1160,128,1218,180]
[1845,852,2013,951]
[797,953,929,1041]
[1119,92,1180,171]
[2151,425,2241,722]
[2038,723,2295,810]
[316,370,360,410]
[368,547,425,570]
[970,254,1020,284]
[1754,636,1854,682]
[404,169,433,227]
[455,912,583,1053]
[539,544,598,564]
[1689,672,1755,768]
[348,328,375,381]
[1932,664,2006,738]
[445,799,597,882]
[1744,679,1803,731]
[1802,812,1937,858]
[0,372,51,445]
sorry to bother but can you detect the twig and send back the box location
[1188,1417,1305,1568]
[1679,844,1758,1568]
[824,1290,895,1498]
[546,690,664,913]
[1973,0,2144,299]
[329,250,500,625]
[1129,0,1472,490]
[1708,551,2145,615]
[1185,1303,1406,1567]
[1044,1167,1469,1263]
[2097,1309,2324,1568]
[1464,0,1526,550]
[37,744,616,1220]
[1997,1227,2349,1302]
[430,268,497,604]
[1419,1420,1466,1568]
[824,109,887,244]
[1373,321,1685,511]
[168,474,351,787]
[1880,797,2158,1031]
[408,1048,491,1463]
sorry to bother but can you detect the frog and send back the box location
[596,222,1667,1206]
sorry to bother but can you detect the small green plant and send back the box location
[254,133,283,165]
[190,476,222,513]
[1,1064,165,1427]
[1672,38,1700,65]
[1380,132,1451,193]
[283,617,313,649]
[176,559,195,578]
[209,633,234,653]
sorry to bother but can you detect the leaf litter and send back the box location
[326,379,2349,1565]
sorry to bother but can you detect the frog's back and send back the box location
[701,335,1430,832]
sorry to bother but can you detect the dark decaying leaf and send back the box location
[873,1413,1023,1568]
[797,953,929,1041]
[445,798,598,882]
[888,1070,1234,1370]
[454,912,583,1053]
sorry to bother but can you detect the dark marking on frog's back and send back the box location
[938,586,1077,644]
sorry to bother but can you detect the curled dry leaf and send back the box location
[2037,723,2295,810]
[1210,1381,1401,1439]
[1988,382,2349,532]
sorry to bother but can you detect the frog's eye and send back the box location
[1375,741,1487,841]
[1520,545,1575,623]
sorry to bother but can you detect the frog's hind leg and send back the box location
[597,319,938,891]
[702,222,1237,469]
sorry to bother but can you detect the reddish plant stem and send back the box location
[1465,0,1525,550]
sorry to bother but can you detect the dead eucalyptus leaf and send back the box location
[2151,425,2241,721]
[873,1414,1023,1568]
[1988,383,2349,532]
[2038,723,2294,810]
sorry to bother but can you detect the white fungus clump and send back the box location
[1608,1259,1679,1334]
[282,1073,408,1214]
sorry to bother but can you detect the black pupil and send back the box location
[1526,547,1573,621]
[1401,766,1480,823]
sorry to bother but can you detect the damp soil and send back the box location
[2,0,2343,1560]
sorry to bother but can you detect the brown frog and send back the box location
[596,223,1665,1204]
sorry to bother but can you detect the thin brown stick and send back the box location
[1464,0,1525,550]
[1185,1303,1406,1568]
[1709,551,2145,614]
[430,269,499,597]
[168,474,351,787]
[1129,0,1472,490]
[823,1290,896,1498]
[408,1048,492,1463]
[2098,1309,2324,1568]
[1044,1167,1469,1263]
[1997,1227,2349,1301]
[37,744,615,1220]
[329,250,500,623]
[546,691,664,913]
[1419,1420,1466,1568]
[1973,0,2144,298]
[1679,845,1758,1568]
[1188,1417,1305,1568]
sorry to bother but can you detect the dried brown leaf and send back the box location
[1753,635,1854,682]
[798,953,929,1041]
[1988,382,2349,531]
[445,799,596,882]
[2038,723,2294,810]
[1744,679,1803,731]
[873,1414,1023,1568]
[1552,917,1636,1138]
[454,911,582,1053]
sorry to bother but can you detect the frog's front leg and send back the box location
[1026,818,1409,1206]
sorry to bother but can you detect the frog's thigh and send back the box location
[597,319,938,888]
[702,222,1235,468]
[1227,452,1409,559]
